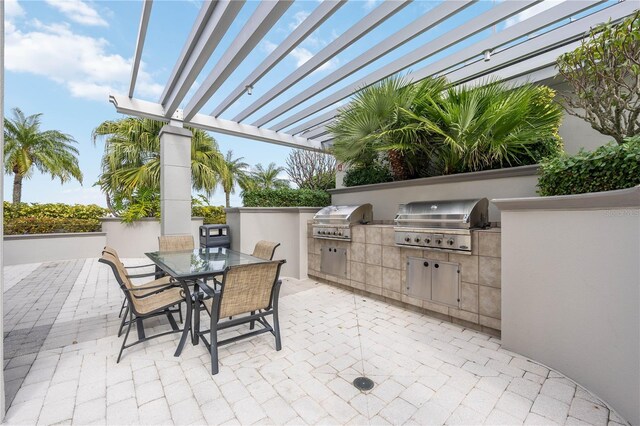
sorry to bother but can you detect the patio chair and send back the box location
[99,252,186,362]
[158,235,195,252]
[251,240,281,260]
[195,260,286,374]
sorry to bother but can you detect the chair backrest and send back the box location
[98,252,141,313]
[158,235,194,252]
[217,260,285,319]
[251,240,281,260]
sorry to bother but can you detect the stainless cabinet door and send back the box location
[406,257,432,300]
[320,247,348,278]
[431,260,460,307]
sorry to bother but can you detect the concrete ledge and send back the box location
[4,232,107,265]
[99,217,204,222]
[493,185,640,211]
[330,164,539,194]
[225,207,321,213]
[4,232,106,240]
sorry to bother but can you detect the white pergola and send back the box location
[110,0,638,235]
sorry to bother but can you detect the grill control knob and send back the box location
[447,238,455,246]
[404,237,411,242]
[338,231,342,236]
[436,239,442,245]
[414,237,421,243]
[426,238,431,244]
[332,231,337,235]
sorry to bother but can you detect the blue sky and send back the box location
[3,0,593,207]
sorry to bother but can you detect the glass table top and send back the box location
[145,247,265,279]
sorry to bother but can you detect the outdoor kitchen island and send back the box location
[307,223,502,336]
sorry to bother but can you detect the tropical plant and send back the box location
[3,108,83,204]
[557,10,640,145]
[247,162,289,190]
[218,150,250,208]
[343,161,393,187]
[92,117,223,213]
[285,149,336,190]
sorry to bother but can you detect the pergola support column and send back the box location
[159,125,192,236]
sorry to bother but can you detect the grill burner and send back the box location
[312,204,373,241]
[394,198,489,253]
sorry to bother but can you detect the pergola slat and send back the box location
[160,0,244,118]
[250,0,475,128]
[128,0,153,98]
[183,1,293,121]
[110,95,322,151]
[269,0,539,133]
[210,0,346,118]
[231,0,412,124]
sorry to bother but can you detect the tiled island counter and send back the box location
[308,223,502,336]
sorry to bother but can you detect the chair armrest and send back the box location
[125,263,156,270]
[126,271,159,279]
[126,281,180,298]
[199,282,218,298]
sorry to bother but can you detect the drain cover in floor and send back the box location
[353,376,375,391]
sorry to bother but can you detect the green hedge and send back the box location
[5,217,102,235]
[4,202,108,220]
[242,188,331,207]
[192,205,226,224]
[538,137,640,196]
[343,163,393,187]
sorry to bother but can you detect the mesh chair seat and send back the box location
[251,240,281,260]
[134,286,184,315]
[159,235,195,252]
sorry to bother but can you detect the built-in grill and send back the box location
[394,198,489,253]
[313,204,373,241]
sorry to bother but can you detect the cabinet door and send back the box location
[431,260,460,307]
[406,257,432,300]
[320,247,348,278]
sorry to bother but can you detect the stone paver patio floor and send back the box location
[3,259,629,425]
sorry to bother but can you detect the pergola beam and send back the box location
[183,1,293,122]
[160,0,244,118]
[285,0,613,135]
[211,0,346,118]
[251,0,475,128]
[109,95,322,151]
[231,0,412,124]
[270,0,539,132]
[128,0,153,98]
[288,110,336,136]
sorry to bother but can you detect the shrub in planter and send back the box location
[4,217,102,235]
[4,202,108,220]
[343,162,393,187]
[242,188,330,207]
[538,136,640,196]
[192,206,226,224]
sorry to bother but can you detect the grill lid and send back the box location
[314,204,373,225]
[395,198,488,229]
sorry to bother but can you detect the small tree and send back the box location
[557,11,640,144]
[285,149,336,190]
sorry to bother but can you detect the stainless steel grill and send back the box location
[313,204,373,241]
[394,198,489,253]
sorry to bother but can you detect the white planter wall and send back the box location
[225,208,320,279]
[494,186,640,426]
[330,165,539,222]
[4,233,107,266]
[101,217,204,258]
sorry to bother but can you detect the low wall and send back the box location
[100,217,204,258]
[330,165,539,222]
[225,207,320,279]
[494,186,640,425]
[3,232,107,266]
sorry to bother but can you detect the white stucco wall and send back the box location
[494,187,640,425]
[3,233,107,266]
[225,208,320,279]
[101,217,203,258]
[331,165,539,222]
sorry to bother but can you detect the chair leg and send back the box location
[118,306,129,337]
[273,307,282,351]
[193,297,200,345]
[250,311,255,330]
[118,311,134,363]
[119,298,127,318]
[178,303,183,324]
[210,314,219,375]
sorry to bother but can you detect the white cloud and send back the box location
[289,11,309,30]
[505,1,562,28]
[262,40,278,54]
[363,0,380,11]
[44,0,108,27]
[6,19,162,101]
[60,186,106,206]
[289,47,338,72]
[5,0,25,18]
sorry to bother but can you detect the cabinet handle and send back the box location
[423,261,429,267]
[434,263,439,268]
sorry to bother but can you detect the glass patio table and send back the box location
[145,247,266,356]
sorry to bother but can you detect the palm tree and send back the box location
[4,108,83,204]
[218,150,250,208]
[93,117,224,212]
[250,162,289,190]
